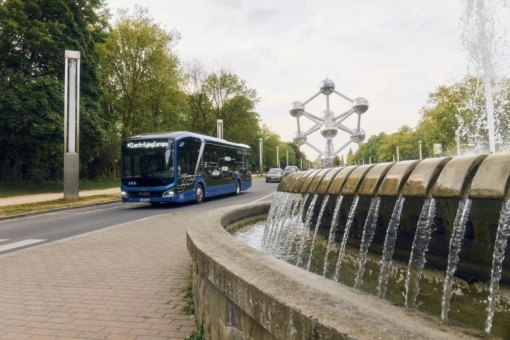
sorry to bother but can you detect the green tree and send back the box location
[257,125,281,170]
[183,61,260,145]
[98,6,185,139]
[332,156,341,166]
[0,0,110,181]
[416,77,510,154]
[346,148,354,165]
[376,126,419,162]
[286,142,304,168]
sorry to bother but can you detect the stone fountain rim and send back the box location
[186,201,479,340]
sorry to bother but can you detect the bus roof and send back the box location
[123,131,250,149]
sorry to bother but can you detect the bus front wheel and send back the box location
[234,181,241,196]
[195,184,204,204]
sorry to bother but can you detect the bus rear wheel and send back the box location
[234,181,241,196]
[195,184,204,204]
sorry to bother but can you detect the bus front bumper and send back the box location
[120,189,189,203]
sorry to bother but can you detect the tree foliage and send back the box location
[97,6,185,140]
[417,77,510,154]
[350,77,510,164]
[0,0,110,181]
[182,61,260,146]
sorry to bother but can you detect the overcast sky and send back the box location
[106,0,510,161]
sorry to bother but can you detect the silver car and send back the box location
[284,165,300,176]
[266,168,284,182]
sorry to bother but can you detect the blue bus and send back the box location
[120,131,252,205]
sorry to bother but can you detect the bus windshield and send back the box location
[121,141,174,187]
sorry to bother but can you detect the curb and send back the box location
[0,199,121,222]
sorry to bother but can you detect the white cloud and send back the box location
[106,0,510,161]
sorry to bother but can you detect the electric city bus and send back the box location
[120,131,252,205]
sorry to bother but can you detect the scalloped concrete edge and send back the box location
[186,202,479,340]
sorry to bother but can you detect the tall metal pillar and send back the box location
[217,119,223,139]
[276,146,280,168]
[64,50,80,200]
[259,138,263,175]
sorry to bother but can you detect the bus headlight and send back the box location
[162,190,175,197]
[120,191,129,198]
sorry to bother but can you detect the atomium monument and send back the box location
[290,79,368,168]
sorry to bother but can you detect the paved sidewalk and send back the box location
[0,188,120,207]
[0,212,197,339]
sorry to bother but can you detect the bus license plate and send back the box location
[139,198,150,202]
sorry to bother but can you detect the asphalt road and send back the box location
[0,179,277,256]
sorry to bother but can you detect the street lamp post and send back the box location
[286,150,289,167]
[276,146,280,168]
[64,50,81,200]
[217,119,223,139]
[396,146,400,162]
[259,138,263,175]
[419,140,422,160]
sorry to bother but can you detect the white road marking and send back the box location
[251,193,275,203]
[0,239,8,243]
[48,203,144,215]
[0,239,46,252]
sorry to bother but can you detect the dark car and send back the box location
[284,165,300,176]
[266,168,284,182]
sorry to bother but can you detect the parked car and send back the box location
[266,168,284,183]
[284,165,300,176]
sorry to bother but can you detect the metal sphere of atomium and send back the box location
[320,78,335,95]
[350,128,366,144]
[320,110,338,139]
[289,101,305,118]
[293,131,307,146]
[352,97,369,114]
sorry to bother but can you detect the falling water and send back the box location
[262,191,282,246]
[441,198,472,321]
[404,198,437,308]
[261,192,282,246]
[306,195,330,271]
[264,192,293,251]
[284,194,308,262]
[334,195,360,282]
[278,194,304,250]
[323,195,344,276]
[354,196,382,289]
[485,199,510,334]
[296,194,319,267]
[270,193,299,254]
[377,196,405,298]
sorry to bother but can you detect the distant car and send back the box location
[266,168,284,183]
[284,165,300,176]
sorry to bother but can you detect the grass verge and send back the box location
[0,179,120,198]
[0,195,120,217]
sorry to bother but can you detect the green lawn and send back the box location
[0,179,120,198]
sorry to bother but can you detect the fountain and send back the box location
[265,153,510,336]
[187,152,510,339]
